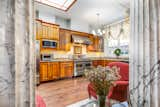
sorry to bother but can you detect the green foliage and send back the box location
[114,48,121,56]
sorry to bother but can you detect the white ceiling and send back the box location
[35,0,130,26]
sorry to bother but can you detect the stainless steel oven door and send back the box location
[74,62,84,76]
[84,62,92,69]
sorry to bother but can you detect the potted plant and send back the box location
[84,66,120,107]
[114,48,121,58]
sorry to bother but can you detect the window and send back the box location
[104,21,129,57]
[35,0,76,11]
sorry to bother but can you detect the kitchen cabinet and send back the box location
[92,60,115,67]
[104,60,115,67]
[40,62,59,82]
[36,20,42,40]
[40,62,48,82]
[59,28,71,51]
[60,61,74,78]
[92,60,104,67]
[87,36,104,52]
[36,19,60,40]
[49,24,59,40]
[41,22,59,40]
[49,62,60,79]
[95,37,104,52]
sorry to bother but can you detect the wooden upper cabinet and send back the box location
[41,22,49,39]
[36,20,42,40]
[87,36,104,52]
[41,22,59,40]
[60,61,73,78]
[87,35,97,52]
[36,19,59,40]
[59,29,71,51]
[49,25,59,40]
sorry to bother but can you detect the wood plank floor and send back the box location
[36,77,89,107]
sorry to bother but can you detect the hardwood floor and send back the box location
[36,77,89,107]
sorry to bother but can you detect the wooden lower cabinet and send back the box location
[40,62,48,82]
[40,61,74,82]
[60,61,74,78]
[92,60,104,67]
[40,62,59,82]
[49,62,59,80]
[104,60,115,67]
[92,60,115,67]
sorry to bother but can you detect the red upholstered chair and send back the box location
[88,62,129,105]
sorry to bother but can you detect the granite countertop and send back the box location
[40,57,129,62]
[89,57,129,61]
[40,59,73,62]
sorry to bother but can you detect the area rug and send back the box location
[66,98,128,107]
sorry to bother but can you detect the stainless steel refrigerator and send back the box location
[36,40,40,85]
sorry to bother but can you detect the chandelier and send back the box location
[92,13,105,36]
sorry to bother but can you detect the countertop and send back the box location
[89,57,129,61]
[40,57,129,62]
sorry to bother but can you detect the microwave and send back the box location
[42,40,57,48]
[41,54,53,61]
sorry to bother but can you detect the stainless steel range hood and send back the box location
[72,35,92,45]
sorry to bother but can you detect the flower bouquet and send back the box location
[84,66,121,107]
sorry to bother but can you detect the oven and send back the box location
[74,60,92,76]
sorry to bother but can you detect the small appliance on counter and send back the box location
[41,54,54,61]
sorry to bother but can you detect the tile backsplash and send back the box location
[41,44,105,59]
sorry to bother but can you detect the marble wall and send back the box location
[0,0,15,106]
[0,0,35,107]
[129,0,160,107]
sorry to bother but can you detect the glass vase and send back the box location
[98,95,107,107]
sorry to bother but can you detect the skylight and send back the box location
[35,0,76,11]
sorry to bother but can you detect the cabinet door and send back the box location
[59,29,71,51]
[59,29,65,50]
[42,23,49,39]
[53,26,59,40]
[40,62,48,82]
[36,20,42,40]
[104,60,115,66]
[66,67,73,77]
[65,30,71,51]
[60,62,73,78]
[49,25,59,40]
[60,63,66,78]
[92,60,98,67]
[51,62,59,79]
[47,63,53,80]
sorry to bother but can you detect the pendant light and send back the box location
[92,13,105,36]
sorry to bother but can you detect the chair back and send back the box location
[108,62,129,81]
